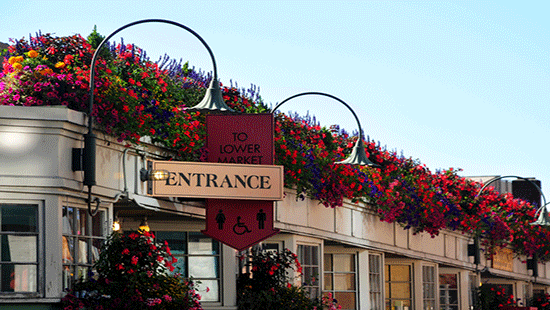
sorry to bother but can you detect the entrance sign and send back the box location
[202,199,279,251]
[148,160,284,200]
[207,114,274,165]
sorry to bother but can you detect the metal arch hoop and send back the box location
[271,92,365,141]
[84,19,222,216]
[271,92,378,166]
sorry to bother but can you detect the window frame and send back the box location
[324,252,358,310]
[385,263,414,310]
[368,253,383,310]
[439,272,460,310]
[62,204,107,291]
[422,264,436,310]
[0,201,42,298]
[297,243,322,299]
[154,231,222,303]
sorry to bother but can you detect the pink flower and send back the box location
[131,255,138,265]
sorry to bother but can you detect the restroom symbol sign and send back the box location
[202,199,279,251]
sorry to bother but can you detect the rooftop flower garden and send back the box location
[1,29,550,262]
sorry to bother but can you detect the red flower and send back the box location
[128,233,139,240]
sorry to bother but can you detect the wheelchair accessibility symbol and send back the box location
[233,216,252,235]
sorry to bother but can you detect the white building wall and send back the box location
[2,106,549,309]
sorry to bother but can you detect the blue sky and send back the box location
[3,1,550,196]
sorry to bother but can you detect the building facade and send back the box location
[0,105,548,309]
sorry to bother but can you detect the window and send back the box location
[369,254,383,310]
[325,253,357,310]
[440,274,458,310]
[422,266,435,310]
[62,206,106,290]
[297,244,320,298]
[0,204,38,293]
[385,264,412,310]
[156,232,220,302]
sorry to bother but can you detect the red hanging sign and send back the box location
[202,199,279,251]
[206,114,274,165]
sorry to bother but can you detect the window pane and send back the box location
[63,236,74,264]
[334,274,355,290]
[335,291,356,310]
[1,235,36,262]
[76,266,89,281]
[308,246,319,265]
[298,245,318,265]
[63,207,74,235]
[423,283,435,298]
[195,279,219,302]
[324,253,332,271]
[369,254,380,272]
[424,300,435,309]
[390,283,411,299]
[92,211,104,237]
[1,264,37,292]
[303,266,320,286]
[1,204,37,232]
[172,255,186,276]
[369,274,380,292]
[156,231,187,254]
[440,274,457,288]
[324,274,333,290]
[76,209,87,235]
[448,290,458,305]
[189,256,219,278]
[188,233,218,254]
[63,265,74,290]
[334,254,355,272]
[91,239,102,264]
[390,265,410,281]
[78,239,88,264]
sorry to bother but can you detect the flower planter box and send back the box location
[501,307,537,310]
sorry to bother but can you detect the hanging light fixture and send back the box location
[138,216,150,233]
[531,204,550,226]
[140,168,170,182]
[112,214,121,232]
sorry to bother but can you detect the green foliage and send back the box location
[87,25,111,59]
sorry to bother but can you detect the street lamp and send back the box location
[271,92,378,166]
[476,175,550,226]
[83,19,232,216]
